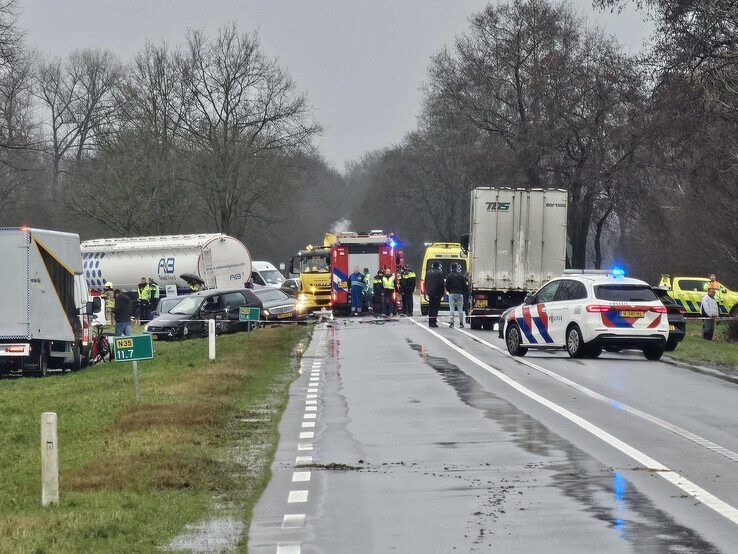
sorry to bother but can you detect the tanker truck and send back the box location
[80,234,252,293]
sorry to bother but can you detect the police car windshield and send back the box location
[594,285,657,302]
[259,270,285,285]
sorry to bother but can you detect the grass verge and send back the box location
[668,321,738,370]
[0,325,310,552]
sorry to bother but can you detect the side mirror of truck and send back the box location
[524,294,535,305]
[92,296,102,312]
[459,234,469,252]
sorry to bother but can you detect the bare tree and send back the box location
[172,24,320,236]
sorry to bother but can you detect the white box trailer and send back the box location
[465,188,567,329]
[0,228,99,376]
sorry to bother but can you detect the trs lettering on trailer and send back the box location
[157,257,175,274]
[486,202,511,212]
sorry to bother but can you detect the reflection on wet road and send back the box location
[409,341,719,552]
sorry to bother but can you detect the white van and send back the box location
[251,261,285,288]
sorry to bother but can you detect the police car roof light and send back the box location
[611,266,626,277]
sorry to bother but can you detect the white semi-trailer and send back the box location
[81,234,253,293]
[463,188,568,330]
[0,227,100,376]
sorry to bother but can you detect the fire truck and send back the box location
[330,231,402,315]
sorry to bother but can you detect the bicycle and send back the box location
[88,325,112,365]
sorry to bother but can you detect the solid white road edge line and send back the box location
[409,318,738,525]
[451,325,738,464]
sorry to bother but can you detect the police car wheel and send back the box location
[566,325,586,358]
[506,324,527,357]
[643,345,664,361]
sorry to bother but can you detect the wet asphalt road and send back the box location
[249,315,738,553]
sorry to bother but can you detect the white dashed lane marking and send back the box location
[282,514,306,529]
[304,413,316,419]
[300,431,315,439]
[301,422,316,428]
[292,471,311,482]
[297,443,313,451]
[276,542,301,553]
[295,456,312,465]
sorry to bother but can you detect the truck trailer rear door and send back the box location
[0,230,30,339]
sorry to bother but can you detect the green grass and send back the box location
[668,321,738,370]
[0,325,310,552]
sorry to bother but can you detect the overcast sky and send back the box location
[20,0,652,169]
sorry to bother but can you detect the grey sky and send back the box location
[20,0,652,168]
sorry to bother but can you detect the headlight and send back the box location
[310,286,316,294]
[299,294,307,302]
[144,323,150,331]
[262,309,270,316]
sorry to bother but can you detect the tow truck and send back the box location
[330,231,402,316]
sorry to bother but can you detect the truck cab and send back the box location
[290,245,332,312]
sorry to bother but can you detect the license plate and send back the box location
[669,325,675,331]
[278,312,293,319]
[621,310,645,318]
[476,299,488,308]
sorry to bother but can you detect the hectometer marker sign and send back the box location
[113,334,154,362]
[239,307,261,322]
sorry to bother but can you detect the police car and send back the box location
[504,270,669,360]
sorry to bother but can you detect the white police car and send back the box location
[504,270,669,360]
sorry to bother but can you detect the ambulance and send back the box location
[419,242,467,316]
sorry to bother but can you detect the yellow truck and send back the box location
[289,234,335,312]
[419,242,467,316]
[658,275,738,317]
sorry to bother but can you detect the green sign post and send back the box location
[112,334,154,402]
[239,307,261,322]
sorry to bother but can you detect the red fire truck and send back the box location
[330,231,403,315]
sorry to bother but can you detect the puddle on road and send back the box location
[408,341,719,552]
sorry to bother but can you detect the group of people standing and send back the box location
[347,264,417,317]
[100,277,161,337]
[423,262,468,328]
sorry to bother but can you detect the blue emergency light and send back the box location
[389,239,397,248]
[610,266,626,277]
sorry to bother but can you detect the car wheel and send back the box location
[566,325,586,358]
[506,323,528,357]
[664,340,679,352]
[643,345,664,361]
[585,346,602,359]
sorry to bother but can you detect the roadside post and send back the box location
[239,307,260,333]
[41,412,59,506]
[112,334,154,402]
[208,319,216,360]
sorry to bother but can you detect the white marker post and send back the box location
[132,360,141,402]
[41,412,59,506]
[208,319,216,360]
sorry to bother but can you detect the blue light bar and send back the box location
[611,266,626,277]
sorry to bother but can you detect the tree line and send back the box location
[0,0,735,283]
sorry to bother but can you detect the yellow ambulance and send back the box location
[419,242,467,316]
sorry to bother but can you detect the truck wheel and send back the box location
[23,345,49,377]
[566,325,586,358]
[506,323,527,356]
[420,305,428,316]
[664,340,679,352]
[470,317,482,330]
[643,346,664,361]
[70,343,83,371]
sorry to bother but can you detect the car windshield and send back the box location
[299,254,330,273]
[158,297,182,314]
[168,296,202,315]
[259,269,285,285]
[254,289,290,302]
[594,285,657,302]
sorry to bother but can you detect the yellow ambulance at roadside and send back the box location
[419,242,467,316]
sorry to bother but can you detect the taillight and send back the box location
[83,328,90,346]
[651,306,668,314]
[4,346,26,353]
[586,304,611,313]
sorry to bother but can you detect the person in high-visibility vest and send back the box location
[382,268,396,317]
[398,264,417,316]
[372,270,384,314]
[148,278,160,313]
[102,282,115,325]
[137,277,151,322]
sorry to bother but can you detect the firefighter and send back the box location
[425,261,444,327]
[398,264,417,316]
[102,282,115,325]
[137,277,151,322]
[348,266,365,315]
[148,278,160,313]
[372,269,384,314]
[382,267,396,317]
